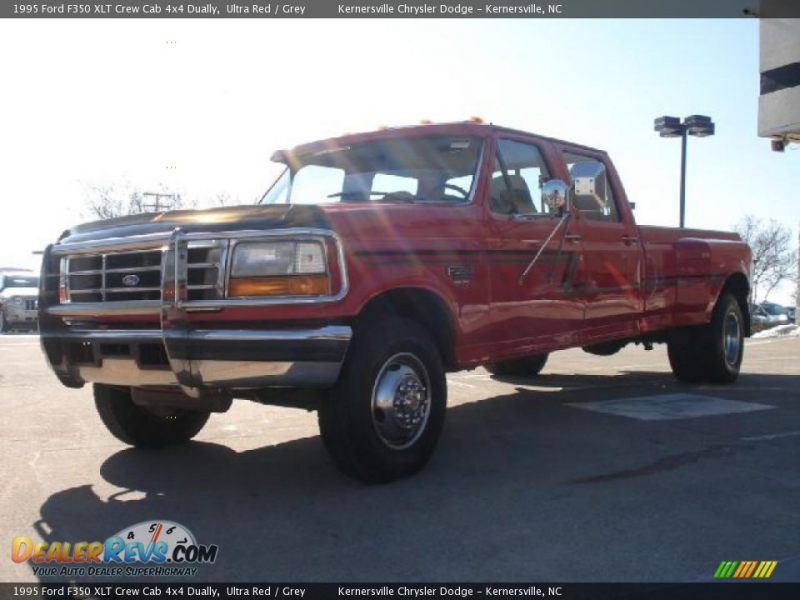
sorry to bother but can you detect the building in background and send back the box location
[758,1,800,151]
[758,1,800,314]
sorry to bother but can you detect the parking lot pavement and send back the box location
[2,334,799,583]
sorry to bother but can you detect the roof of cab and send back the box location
[273,121,606,162]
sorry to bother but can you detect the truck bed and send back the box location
[638,225,750,333]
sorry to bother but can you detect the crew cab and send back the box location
[39,122,752,482]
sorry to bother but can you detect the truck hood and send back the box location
[59,204,332,245]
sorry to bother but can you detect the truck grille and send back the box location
[25,299,38,311]
[64,242,224,303]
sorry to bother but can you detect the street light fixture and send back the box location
[654,115,715,228]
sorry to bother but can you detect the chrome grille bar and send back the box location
[101,254,107,302]
[69,266,162,275]
[62,241,225,304]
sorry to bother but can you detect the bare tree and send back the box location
[83,183,195,220]
[734,215,797,303]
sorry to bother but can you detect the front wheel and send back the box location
[0,311,9,333]
[318,317,447,483]
[94,384,210,448]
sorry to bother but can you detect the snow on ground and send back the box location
[752,324,800,339]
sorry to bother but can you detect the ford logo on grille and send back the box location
[122,274,141,287]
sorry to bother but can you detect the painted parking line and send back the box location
[741,430,800,442]
[566,393,774,421]
[446,378,478,389]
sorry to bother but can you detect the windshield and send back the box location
[2,275,39,289]
[261,135,483,206]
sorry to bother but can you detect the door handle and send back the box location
[565,234,582,244]
[621,235,639,246]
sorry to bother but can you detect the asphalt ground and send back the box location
[1,333,799,583]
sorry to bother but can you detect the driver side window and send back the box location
[372,173,419,196]
[490,139,552,215]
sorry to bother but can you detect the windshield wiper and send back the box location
[327,191,385,201]
[328,191,419,204]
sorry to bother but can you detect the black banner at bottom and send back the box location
[2,582,800,600]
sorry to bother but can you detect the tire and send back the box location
[667,328,705,383]
[703,293,745,384]
[668,293,744,385]
[485,353,549,377]
[94,384,210,448]
[0,311,9,333]
[318,316,447,483]
[582,342,625,357]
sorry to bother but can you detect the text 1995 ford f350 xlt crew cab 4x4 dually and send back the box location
[39,122,752,482]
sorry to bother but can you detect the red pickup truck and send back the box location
[39,122,752,482]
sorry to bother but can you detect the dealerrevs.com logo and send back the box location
[12,520,218,577]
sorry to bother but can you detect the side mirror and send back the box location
[541,179,569,214]
[569,161,607,211]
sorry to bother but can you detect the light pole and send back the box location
[654,115,715,228]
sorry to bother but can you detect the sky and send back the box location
[0,18,797,303]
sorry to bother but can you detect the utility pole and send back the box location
[142,192,179,212]
[680,128,688,229]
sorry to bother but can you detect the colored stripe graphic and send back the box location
[764,562,778,578]
[716,561,777,578]
[720,561,738,578]
[755,561,777,578]
[740,561,754,577]
[744,561,758,578]
[723,560,739,579]
[713,562,728,578]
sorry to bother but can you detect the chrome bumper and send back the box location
[40,326,351,392]
[3,306,38,324]
[38,228,351,395]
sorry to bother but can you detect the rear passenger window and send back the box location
[563,152,620,222]
[490,140,552,215]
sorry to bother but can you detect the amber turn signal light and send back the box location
[228,275,330,298]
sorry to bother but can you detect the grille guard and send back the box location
[38,228,351,396]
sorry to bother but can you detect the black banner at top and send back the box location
[3,0,800,19]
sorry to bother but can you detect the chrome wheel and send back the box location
[723,311,741,367]
[371,352,432,450]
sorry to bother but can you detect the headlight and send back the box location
[231,241,326,277]
[229,240,330,298]
[12,297,24,306]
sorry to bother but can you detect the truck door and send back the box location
[486,138,585,357]
[561,150,643,343]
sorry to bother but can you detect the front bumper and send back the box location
[40,326,351,391]
[39,227,351,394]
